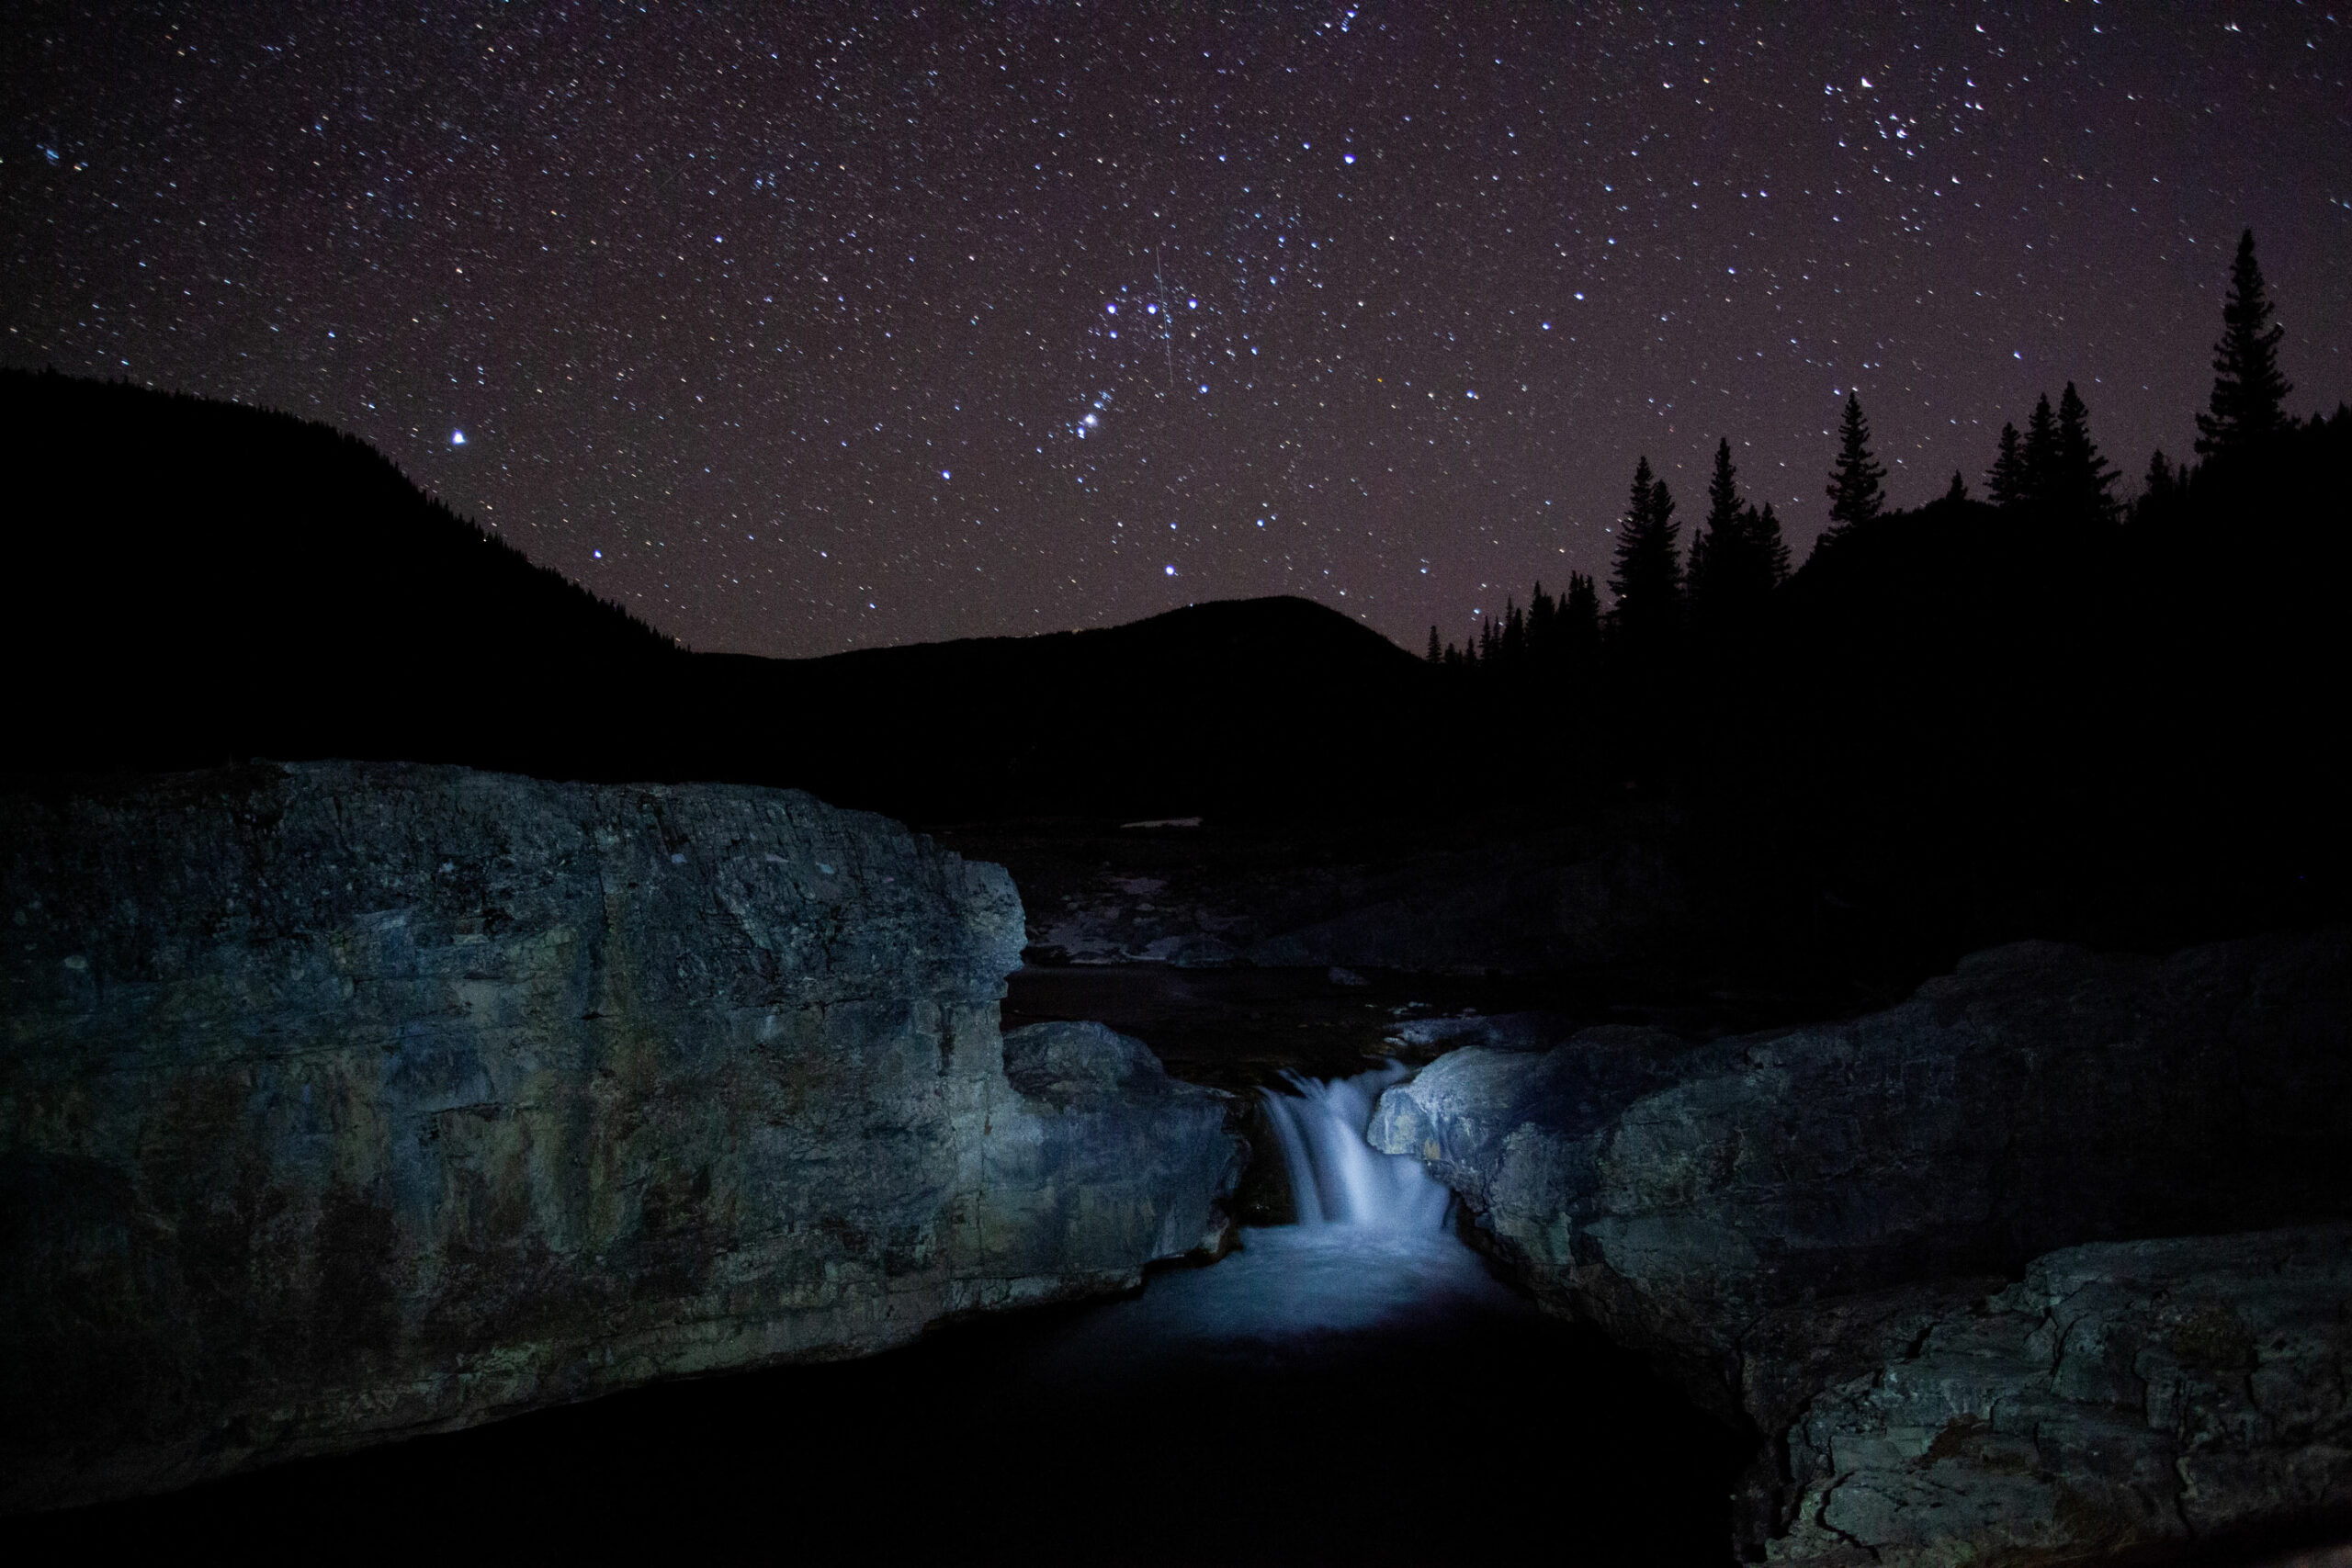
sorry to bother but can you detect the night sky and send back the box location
[5,5,2347,659]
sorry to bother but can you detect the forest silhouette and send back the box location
[1420,229,2346,987]
[4,229,2343,1000]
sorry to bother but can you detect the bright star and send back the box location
[450,430,466,446]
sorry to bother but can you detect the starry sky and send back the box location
[5,4,2348,658]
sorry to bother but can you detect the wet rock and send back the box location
[1370,930,2352,1557]
[1769,1225,2352,1565]
[0,761,1244,1512]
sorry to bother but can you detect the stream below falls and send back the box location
[17,1065,1746,1563]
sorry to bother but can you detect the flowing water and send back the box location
[1259,1062,1453,1230]
[1031,1063,1509,1378]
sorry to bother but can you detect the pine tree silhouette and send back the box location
[1608,457,1682,642]
[1563,571,1601,666]
[1988,422,2026,508]
[2196,229,2293,458]
[1426,625,1443,664]
[1689,441,1791,620]
[2023,393,2058,508]
[2053,382,2120,524]
[1944,470,1969,504]
[1527,581,1557,662]
[1688,438,1741,608]
[1751,502,1791,585]
[1501,596,1527,669]
[1820,392,1887,547]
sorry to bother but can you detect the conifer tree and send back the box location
[1944,470,1969,504]
[1527,581,1557,663]
[1608,457,1682,643]
[1563,571,1601,664]
[1487,597,1521,675]
[2144,449,2177,505]
[1821,393,1887,545]
[2196,228,2293,458]
[1426,625,1443,664]
[1688,438,1741,607]
[1751,502,1791,585]
[1987,422,2026,508]
[2023,393,2058,508]
[2053,382,2120,523]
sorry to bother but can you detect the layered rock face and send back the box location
[1370,932,2352,1560]
[1,761,1242,1512]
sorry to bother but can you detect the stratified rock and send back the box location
[0,761,1243,1512]
[1769,1225,2352,1566]
[1369,931,2352,1555]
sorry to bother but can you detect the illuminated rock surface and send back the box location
[1370,931,2352,1561]
[1767,1225,2352,1566]
[0,761,1241,1511]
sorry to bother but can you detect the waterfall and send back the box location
[1260,1061,1452,1230]
[1023,1060,1510,1375]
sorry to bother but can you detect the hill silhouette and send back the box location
[695,596,1430,820]
[0,369,1431,821]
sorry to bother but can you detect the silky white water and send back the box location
[1258,1060,1453,1230]
[1031,1062,1517,1373]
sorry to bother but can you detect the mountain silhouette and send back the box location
[1,370,1430,821]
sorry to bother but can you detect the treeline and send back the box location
[1430,229,2312,732]
[1422,229,2349,988]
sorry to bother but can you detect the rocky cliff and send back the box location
[0,761,1243,1512]
[1369,931,2352,1561]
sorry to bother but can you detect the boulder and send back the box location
[1369,931,2352,1557]
[1768,1225,2352,1565]
[0,761,1244,1512]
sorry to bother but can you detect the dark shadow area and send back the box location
[5,1249,1747,1566]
